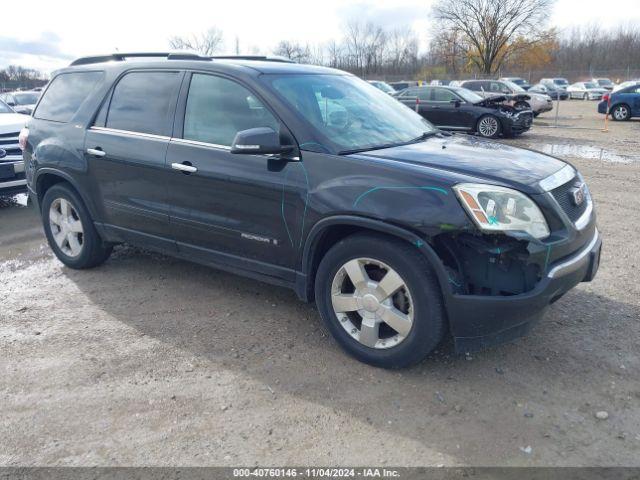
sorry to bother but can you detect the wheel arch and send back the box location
[297,215,452,305]
[34,168,98,220]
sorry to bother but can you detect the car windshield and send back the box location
[584,82,597,89]
[598,79,613,86]
[503,80,526,93]
[266,74,437,153]
[14,92,39,105]
[554,79,568,86]
[455,88,484,103]
[0,100,13,113]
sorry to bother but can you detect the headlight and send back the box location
[454,183,550,239]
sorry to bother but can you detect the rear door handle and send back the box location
[171,162,197,173]
[87,148,106,157]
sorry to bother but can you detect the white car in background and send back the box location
[612,80,640,92]
[566,82,608,100]
[0,100,29,196]
[0,91,40,115]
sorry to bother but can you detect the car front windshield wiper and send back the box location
[338,131,438,155]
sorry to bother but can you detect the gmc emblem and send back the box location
[570,183,588,206]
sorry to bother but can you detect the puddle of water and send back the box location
[526,143,639,163]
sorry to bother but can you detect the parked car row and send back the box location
[0,90,41,115]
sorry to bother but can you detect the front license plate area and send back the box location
[0,163,15,180]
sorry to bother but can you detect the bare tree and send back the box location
[433,0,554,74]
[169,27,224,56]
[273,40,312,63]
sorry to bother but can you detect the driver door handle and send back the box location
[86,148,106,157]
[171,162,197,173]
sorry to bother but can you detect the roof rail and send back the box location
[209,55,295,63]
[69,52,296,67]
[69,52,208,66]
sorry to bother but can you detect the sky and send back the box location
[1,0,639,73]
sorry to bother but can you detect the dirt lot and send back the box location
[1,100,639,467]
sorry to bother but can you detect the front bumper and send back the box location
[449,228,602,353]
[0,159,27,196]
[503,111,533,135]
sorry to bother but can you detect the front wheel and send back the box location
[42,183,113,269]
[315,233,445,368]
[583,93,589,100]
[514,101,530,111]
[476,115,501,138]
[611,104,631,121]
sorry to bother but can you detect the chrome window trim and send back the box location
[170,137,231,150]
[89,126,170,141]
[538,164,576,192]
[547,228,599,278]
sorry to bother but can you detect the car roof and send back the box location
[56,54,345,77]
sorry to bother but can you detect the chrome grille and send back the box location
[551,176,589,222]
[0,131,21,162]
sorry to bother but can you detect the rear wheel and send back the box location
[315,233,445,368]
[476,115,501,138]
[42,183,112,269]
[611,104,631,121]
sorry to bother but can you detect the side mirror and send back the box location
[230,127,293,155]
[450,99,461,107]
[7,101,16,106]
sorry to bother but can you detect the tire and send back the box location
[314,233,445,368]
[42,183,112,269]
[583,93,589,101]
[514,101,529,111]
[611,104,631,121]
[533,112,540,117]
[476,114,501,138]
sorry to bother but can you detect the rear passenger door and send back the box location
[164,72,300,278]
[85,70,183,251]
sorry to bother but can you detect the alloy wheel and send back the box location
[613,106,628,120]
[331,257,414,349]
[49,198,84,257]
[478,116,499,137]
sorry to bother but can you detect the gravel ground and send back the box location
[1,100,639,467]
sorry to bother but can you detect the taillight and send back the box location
[602,93,610,103]
[18,126,28,151]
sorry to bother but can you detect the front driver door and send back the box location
[428,88,474,130]
[165,72,303,280]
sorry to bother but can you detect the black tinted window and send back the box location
[183,73,278,146]
[432,88,458,102]
[106,72,181,136]
[35,72,103,122]
[464,82,481,91]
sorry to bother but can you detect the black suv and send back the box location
[23,53,601,368]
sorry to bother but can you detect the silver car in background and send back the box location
[566,82,608,100]
[591,78,615,91]
[460,79,553,117]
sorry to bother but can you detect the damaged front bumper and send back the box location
[447,228,602,353]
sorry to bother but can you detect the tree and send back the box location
[432,0,554,74]
[169,27,224,56]
[273,40,312,63]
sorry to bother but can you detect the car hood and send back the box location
[352,135,567,193]
[0,112,29,131]
[474,93,530,106]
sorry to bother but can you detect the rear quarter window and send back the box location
[34,71,104,123]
